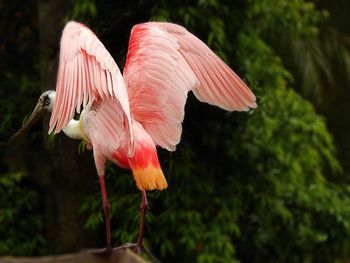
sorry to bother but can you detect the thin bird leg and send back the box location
[99,175,111,250]
[104,191,159,261]
[136,190,148,249]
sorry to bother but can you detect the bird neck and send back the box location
[62,119,85,140]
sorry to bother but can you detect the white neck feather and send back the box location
[47,92,56,112]
[62,119,84,140]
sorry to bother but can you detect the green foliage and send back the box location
[1,0,350,262]
[248,0,324,37]
[0,0,39,139]
[251,0,350,107]
[0,172,47,256]
[81,1,350,263]
[0,0,48,256]
[69,0,97,20]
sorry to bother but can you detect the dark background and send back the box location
[1,0,350,262]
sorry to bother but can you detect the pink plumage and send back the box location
[49,22,132,138]
[50,21,257,190]
[44,20,257,252]
[124,22,256,151]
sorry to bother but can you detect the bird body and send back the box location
[59,96,167,191]
[11,20,257,252]
[82,110,167,191]
[44,20,256,193]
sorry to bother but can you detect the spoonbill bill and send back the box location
[9,21,257,253]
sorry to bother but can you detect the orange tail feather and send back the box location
[129,143,168,191]
[132,164,167,191]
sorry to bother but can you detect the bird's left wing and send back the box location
[123,22,256,151]
[49,21,132,136]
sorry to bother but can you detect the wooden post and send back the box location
[0,249,148,263]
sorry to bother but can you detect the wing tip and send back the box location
[248,100,257,109]
[239,100,257,112]
[48,125,55,135]
[48,123,61,135]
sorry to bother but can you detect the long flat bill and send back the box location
[8,97,44,146]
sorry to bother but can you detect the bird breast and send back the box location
[62,119,87,141]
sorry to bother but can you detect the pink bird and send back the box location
[10,21,256,253]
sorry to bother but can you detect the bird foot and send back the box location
[90,243,160,262]
[89,243,141,256]
[114,242,142,254]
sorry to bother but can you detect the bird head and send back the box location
[40,90,56,112]
[7,90,56,145]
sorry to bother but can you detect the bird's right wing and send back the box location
[123,22,256,151]
[49,21,132,142]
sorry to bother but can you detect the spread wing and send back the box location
[123,22,256,151]
[49,21,132,136]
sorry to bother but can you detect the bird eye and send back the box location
[44,97,50,106]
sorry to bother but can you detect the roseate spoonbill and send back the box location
[10,21,257,253]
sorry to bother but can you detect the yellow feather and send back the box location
[132,164,168,191]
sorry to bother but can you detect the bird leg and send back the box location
[109,191,151,255]
[92,190,159,261]
[99,175,112,250]
[107,191,148,253]
[136,190,148,251]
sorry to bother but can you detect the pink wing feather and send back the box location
[123,22,256,151]
[49,21,132,136]
[82,99,130,175]
[83,99,127,151]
